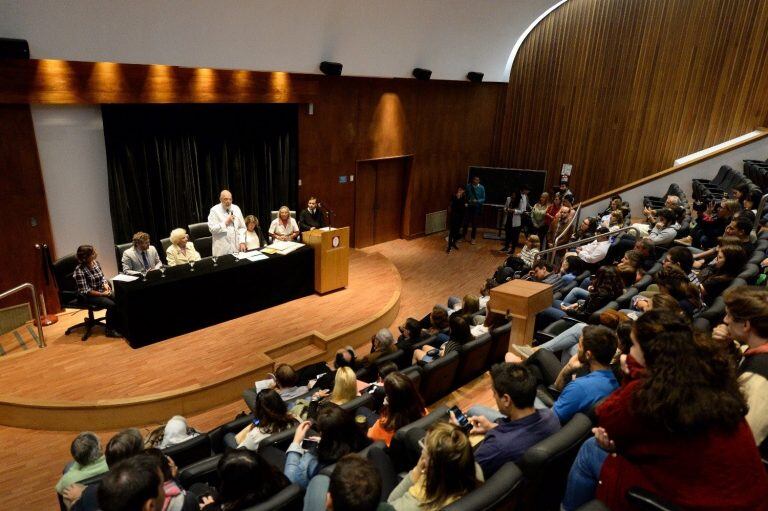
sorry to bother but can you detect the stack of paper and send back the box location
[268,240,304,254]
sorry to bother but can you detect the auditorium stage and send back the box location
[0,249,401,431]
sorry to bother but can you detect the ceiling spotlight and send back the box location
[466,72,484,83]
[412,68,432,80]
[319,61,343,76]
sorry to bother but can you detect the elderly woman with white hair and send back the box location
[165,228,201,266]
[357,328,398,369]
[157,415,199,448]
[269,206,300,242]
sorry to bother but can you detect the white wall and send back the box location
[32,106,118,277]
[0,0,556,82]
[580,134,768,219]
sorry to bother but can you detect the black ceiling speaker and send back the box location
[467,72,484,83]
[412,68,432,80]
[0,38,30,59]
[320,61,343,76]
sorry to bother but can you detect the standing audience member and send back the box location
[165,228,201,266]
[387,423,482,510]
[73,244,122,337]
[463,176,485,245]
[531,192,551,249]
[447,186,466,253]
[561,310,768,510]
[713,286,768,445]
[208,189,247,256]
[367,373,427,446]
[465,363,561,478]
[502,190,523,252]
[56,433,109,501]
[122,231,163,274]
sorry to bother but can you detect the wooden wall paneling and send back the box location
[496,0,768,202]
[0,105,59,313]
[372,157,408,245]
[353,161,377,248]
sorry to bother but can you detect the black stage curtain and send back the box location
[102,104,298,245]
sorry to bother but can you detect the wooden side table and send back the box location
[488,280,553,348]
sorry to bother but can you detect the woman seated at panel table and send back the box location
[241,215,267,250]
[165,228,201,266]
[269,206,300,242]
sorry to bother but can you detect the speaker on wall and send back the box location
[320,61,343,76]
[0,38,30,59]
[412,68,432,80]
[466,72,484,83]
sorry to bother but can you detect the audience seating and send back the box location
[51,254,108,341]
[419,351,461,404]
[339,392,376,414]
[366,441,399,502]
[187,221,213,258]
[454,333,493,386]
[401,365,422,388]
[240,483,304,511]
[575,501,611,511]
[162,433,212,469]
[208,413,254,453]
[626,487,682,511]
[487,322,513,366]
[388,405,449,472]
[516,413,593,511]
[159,236,172,263]
[178,454,222,490]
[443,462,525,511]
[355,349,407,381]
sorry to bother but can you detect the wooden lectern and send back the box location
[488,279,553,348]
[303,227,350,294]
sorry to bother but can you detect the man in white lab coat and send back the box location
[208,189,247,257]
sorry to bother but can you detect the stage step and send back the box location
[273,342,327,368]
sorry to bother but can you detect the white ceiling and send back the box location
[0,0,558,82]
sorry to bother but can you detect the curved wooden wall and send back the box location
[495,0,768,199]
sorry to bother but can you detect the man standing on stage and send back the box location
[208,189,247,256]
[463,175,486,245]
[298,196,325,232]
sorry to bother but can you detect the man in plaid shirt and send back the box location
[73,245,122,337]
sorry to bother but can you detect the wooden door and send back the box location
[354,156,409,248]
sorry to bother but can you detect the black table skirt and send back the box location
[114,246,315,346]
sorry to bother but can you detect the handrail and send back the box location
[538,225,636,265]
[753,193,768,235]
[550,202,581,251]
[0,283,46,348]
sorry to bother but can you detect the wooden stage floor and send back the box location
[0,233,507,509]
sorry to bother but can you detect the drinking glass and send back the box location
[159,266,166,278]
[212,256,218,267]
[141,269,148,282]
[189,260,196,272]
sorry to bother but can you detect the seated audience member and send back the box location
[396,318,422,353]
[599,199,623,227]
[122,231,163,274]
[561,310,768,511]
[527,261,564,293]
[544,326,618,424]
[73,244,122,338]
[713,286,768,445]
[56,432,109,500]
[243,363,309,413]
[364,362,399,413]
[269,206,300,241]
[470,310,508,338]
[569,227,611,265]
[388,423,482,510]
[663,246,699,285]
[143,448,197,511]
[618,249,643,272]
[312,367,358,407]
[299,197,326,232]
[653,266,702,317]
[285,404,370,488]
[693,198,740,249]
[506,234,540,271]
[606,210,624,232]
[234,388,299,451]
[241,215,267,250]
[633,238,656,271]
[165,228,201,266]
[466,363,560,478]
[421,306,449,337]
[647,208,677,246]
[449,294,480,323]
[66,428,145,511]
[156,416,199,449]
[412,314,472,365]
[538,265,625,328]
[574,217,598,242]
[196,449,290,511]
[97,454,165,511]
[698,244,748,301]
[559,255,583,284]
[358,329,397,369]
[368,373,427,446]
[303,454,386,511]
[312,348,357,391]
[695,216,755,266]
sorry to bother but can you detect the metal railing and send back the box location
[538,225,636,265]
[753,193,768,236]
[0,283,46,348]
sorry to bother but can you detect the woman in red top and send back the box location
[562,309,768,510]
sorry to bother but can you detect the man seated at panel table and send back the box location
[121,231,163,275]
[208,189,247,257]
[298,196,326,232]
[269,205,300,242]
